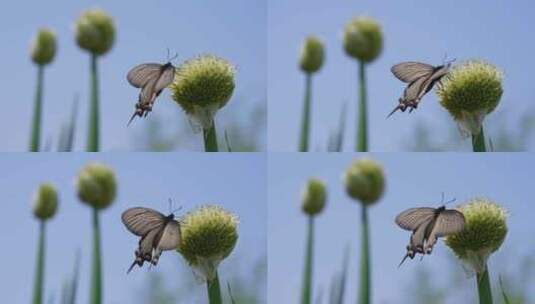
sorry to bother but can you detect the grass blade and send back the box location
[498,275,511,304]
[328,103,347,152]
[476,265,493,304]
[90,209,102,304]
[301,216,315,304]
[32,221,46,304]
[224,129,232,152]
[329,246,349,304]
[86,54,100,152]
[30,66,44,152]
[227,282,236,304]
[207,271,222,304]
[299,74,312,152]
[356,62,368,152]
[203,121,219,152]
[472,126,487,152]
[58,96,78,152]
[358,205,370,304]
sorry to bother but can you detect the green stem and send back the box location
[299,73,312,152]
[87,54,100,152]
[472,126,487,152]
[90,208,102,304]
[32,221,45,304]
[356,61,368,152]
[203,121,219,152]
[358,204,370,304]
[206,271,222,304]
[30,65,44,152]
[477,265,493,304]
[300,216,314,304]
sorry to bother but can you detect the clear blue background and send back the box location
[269,153,535,303]
[268,0,535,151]
[0,153,266,303]
[0,0,266,151]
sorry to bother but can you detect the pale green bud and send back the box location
[75,9,115,56]
[343,17,383,63]
[301,178,327,216]
[30,28,57,66]
[343,158,385,205]
[299,36,325,74]
[32,183,58,220]
[76,162,117,210]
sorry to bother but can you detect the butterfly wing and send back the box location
[154,65,175,93]
[409,217,434,251]
[127,63,163,88]
[121,207,166,237]
[395,207,436,231]
[402,76,429,103]
[424,209,465,253]
[156,220,181,251]
[391,62,435,83]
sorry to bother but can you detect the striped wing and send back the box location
[430,209,465,237]
[127,63,163,88]
[402,75,429,103]
[156,220,181,251]
[391,62,435,83]
[121,207,166,237]
[409,217,434,250]
[139,77,159,105]
[154,65,175,93]
[395,207,436,231]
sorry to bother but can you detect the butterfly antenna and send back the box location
[398,253,410,268]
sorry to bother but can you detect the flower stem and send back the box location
[299,74,312,152]
[477,265,493,304]
[32,221,45,304]
[358,204,370,304]
[86,54,100,152]
[301,216,314,304]
[472,126,487,152]
[30,65,44,152]
[206,271,222,304]
[90,208,102,304]
[203,121,219,152]
[356,61,368,152]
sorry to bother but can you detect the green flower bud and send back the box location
[76,162,117,210]
[445,198,508,274]
[177,205,238,281]
[299,36,325,74]
[343,17,383,63]
[75,9,115,56]
[437,60,503,136]
[30,28,57,66]
[343,158,385,205]
[301,178,327,216]
[32,183,58,220]
[170,55,235,130]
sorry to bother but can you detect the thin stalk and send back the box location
[203,121,219,152]
[206,271,222,304]
[476,266,493,304]
[472,126,487,152]
[30,66,44,152]
[301,216,315,304]
[90,208,102,304]
[86,54,100,152]
[299,74,312,152]
[358,205,370,304]
[356,62,368,152]
[32,221,46,304]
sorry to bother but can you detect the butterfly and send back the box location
[121,206,182,273]
[388,60,454,118]
[395,196,465,267]
[126,54,177,125]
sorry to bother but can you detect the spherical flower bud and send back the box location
[437,60,503,136]
[170,55,236,130]
[75,9,115,56]
[343,158,385,205]
[30,28,57,66]
[76,162,117,210]
[301,178,327,216]
[445,198,508,274]
[299,36,325,74]
[32,183,58,220]
[177,205,238,281]
[343,17,383,63]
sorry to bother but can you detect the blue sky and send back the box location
[0,0,266,151]
[0,153,266,303]
[269,153,535,303]
[268,0,535,151]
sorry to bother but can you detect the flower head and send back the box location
[76,162,117,210]
[437,60,503,136]
[445,198,508,274]
[343,17,383,63]
[301,178,327,216]
[75,9,115,56]
[30,28,57,66]
[170,55,235,130]
[32,183,58,220]
[343,158,385,205]
[177,205,238,281]
[299,36,325,74]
